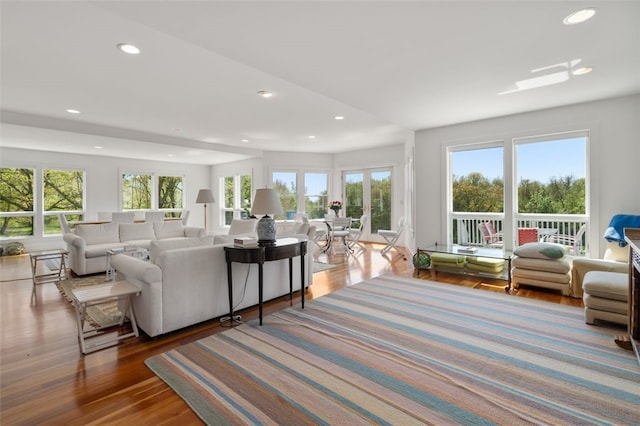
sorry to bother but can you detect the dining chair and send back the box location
[329,217,352,255]
[57,213,72,234]
[97,211,112,221]
[378,216,405,255]
[180,210,190,226]
[145,211,166,223]
[517,228,539,246]
[348,214,369,252]
[111,212,135,223]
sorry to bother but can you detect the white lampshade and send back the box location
[250,188,283,216]
[196,189,215,204]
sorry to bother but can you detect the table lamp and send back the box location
[195,189,215,232]
[251,188,283,244]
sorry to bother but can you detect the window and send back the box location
[0,167,35,238]
[451,146,504,213]
[158,175,184,217]
[43,168,84,234]
[221,173,252,225]
[121,172,184,215]
[273,171,297,220]
[304,172,328,219]
[122,173,152,210]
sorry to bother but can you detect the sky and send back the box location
[452,137,587,183]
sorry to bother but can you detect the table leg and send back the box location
[226,259,234,324]
[505,257,512,293]
[258,262,264,325]
[301,251,305,309]
[288,258,293,302]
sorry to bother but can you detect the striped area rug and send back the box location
[146,274,640,425]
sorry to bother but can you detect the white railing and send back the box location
[450,213,588,255]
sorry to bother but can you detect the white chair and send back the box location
[111,212,135,223]
[180,210,190,226]
[378,216,405,255]
[145,211,166,223]
[348,214,368,251]
[547,224,587,255]
[329,217,352,255]
[57,213,72,234]
[97,211,112,221]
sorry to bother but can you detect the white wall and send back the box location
[414,94,640,258]
[1,147,211,251]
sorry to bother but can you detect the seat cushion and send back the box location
[430,253,466,265]
[582,271,628,302]
[512,256,571,274]
[149,236,213,264]
[583,294,628,315]
[512,268,570,284]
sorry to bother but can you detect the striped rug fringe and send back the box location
[146,274,640,425]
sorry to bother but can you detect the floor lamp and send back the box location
[196,189,215,232]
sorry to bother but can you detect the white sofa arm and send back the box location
[572,258,628,298]
[63,232,85,249]
[111,254,162,283]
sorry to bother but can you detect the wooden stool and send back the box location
[70,281,140,354]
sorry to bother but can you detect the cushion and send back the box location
[76,222,119,245]
[466,262,504,274]
[228,218,257,235]
[153,220,185,239]
[466,256,505,267]
[149,236,213,264]
[429,253,466,265]
[513,242,565,260]
[119,222,155,242]
[512,256,572,274]
[511,268,570,284]
[583,271,628,301]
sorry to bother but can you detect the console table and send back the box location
[624,229,640,365]
[224,238,307,325]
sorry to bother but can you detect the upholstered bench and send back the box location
[511,242,574,296]
[582,271,628,326]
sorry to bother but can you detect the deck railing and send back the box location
[451,213,588,256]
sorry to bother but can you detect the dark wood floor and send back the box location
[0,243,583,424]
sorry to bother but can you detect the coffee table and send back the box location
[418,244,514,292]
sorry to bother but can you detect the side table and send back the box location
[29,249,69,289]
[106,247,149,281]
[70,280,140,354]
[224,238,307,325]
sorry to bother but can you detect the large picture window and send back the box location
[122,173,152,210]
[271,170,329,220]
[0,167,35,238]
[158,175,184,217]
[304,172,328,219]
[273,171,297,220]
[121,172,185,216]
[43,168,84,234]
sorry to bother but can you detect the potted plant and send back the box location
[328,200,342,215]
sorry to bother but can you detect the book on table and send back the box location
[457,246,478,254]
[234,236,258,248]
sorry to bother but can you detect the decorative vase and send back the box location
[330,206,341,216]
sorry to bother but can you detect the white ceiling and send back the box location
[1,1,639,165]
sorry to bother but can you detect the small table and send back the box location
[70,280,140,354]
[224,238,307,325]
[418,244,513,292]
[29,249,69,288]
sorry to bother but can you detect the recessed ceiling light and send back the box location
[257,90,273,98]
[563,8,596,25]
[334,116,345,120]
[117,43,141,54]
[167,154,174,157]
[308,135,316,139]
[241,139,249,143]
[66,109,80,114]
[94,146,103,150]
[572,67,593,75]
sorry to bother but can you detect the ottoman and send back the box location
[582,271,628,326]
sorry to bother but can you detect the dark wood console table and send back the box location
[224,238,307,325]
[624,229,640,365]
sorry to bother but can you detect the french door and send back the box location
[343,168,392,243]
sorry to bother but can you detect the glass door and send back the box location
[343,168,392,243]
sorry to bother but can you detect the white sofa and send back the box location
[63,221,206,276]
[110,235,314,337]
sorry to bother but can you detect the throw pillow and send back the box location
[76,222,120,245]
[119,222,154,242]
[153,220,184,239]
[514,242,565,260]
[228,218,258,235]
